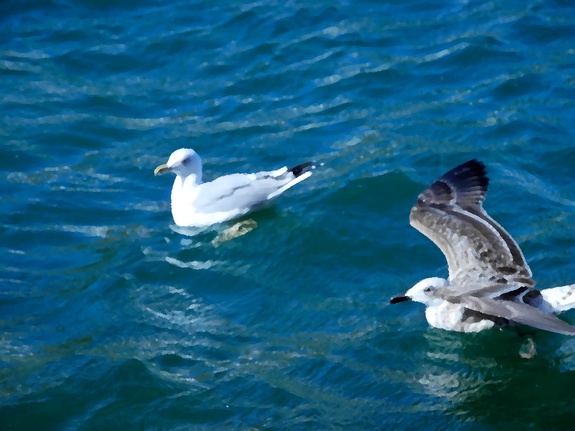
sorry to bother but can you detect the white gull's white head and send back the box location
[154,148,202,183]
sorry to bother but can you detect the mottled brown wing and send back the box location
[410,159,534,292]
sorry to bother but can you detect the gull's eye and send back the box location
[181,157,191,165]
[423,286,432,293]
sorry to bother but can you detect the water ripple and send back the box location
[3,0,575,429]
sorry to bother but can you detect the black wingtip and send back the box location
[442,158,488,190]
[288,161,314,178]
[432,158,489,207]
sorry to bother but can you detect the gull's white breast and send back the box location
[425,302,496,333]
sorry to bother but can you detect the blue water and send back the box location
[3,0,575,429]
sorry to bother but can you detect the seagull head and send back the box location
[390,277,448,306]
[154,148,202,180]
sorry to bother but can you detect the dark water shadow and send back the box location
[418,329,575,430]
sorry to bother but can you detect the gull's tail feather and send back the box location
[541,284,575,313]
[266,162,314,200]
[288,161,314,178]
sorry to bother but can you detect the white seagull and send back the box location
[154,148,313,227]
[390,159,575,336]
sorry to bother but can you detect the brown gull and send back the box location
[391,159,575,336]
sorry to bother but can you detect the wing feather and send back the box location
[462,296,575,335]
[410,159,533,290]
[192,168,299,213]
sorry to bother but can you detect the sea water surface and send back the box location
[3,0,575,429]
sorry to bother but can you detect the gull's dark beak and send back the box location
[390,295,411,304]
[154,164,171,176]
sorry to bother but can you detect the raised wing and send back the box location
[462,296,575,336]
[410,159,534,291]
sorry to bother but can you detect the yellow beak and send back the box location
[154,164,171,176]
